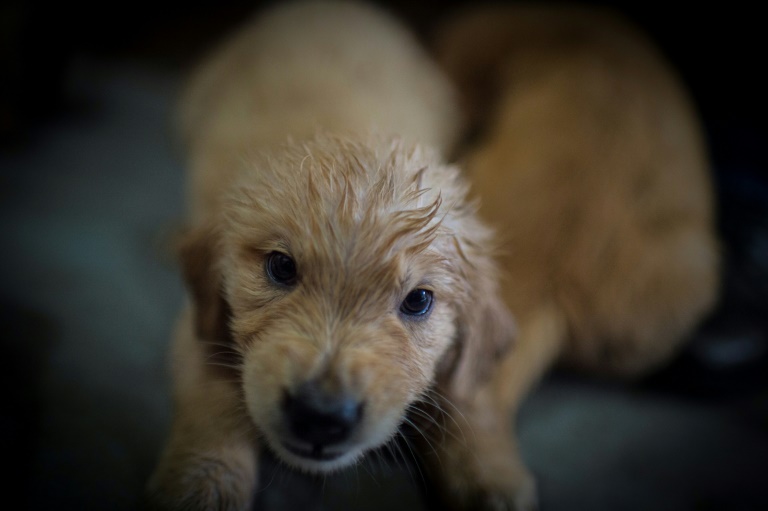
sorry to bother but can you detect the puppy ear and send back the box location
[177,226,231,343]
[448,248,516,399]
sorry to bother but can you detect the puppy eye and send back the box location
[266,251,297,286]
[400,289,433,317]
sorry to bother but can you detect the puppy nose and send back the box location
[282,383,363,446]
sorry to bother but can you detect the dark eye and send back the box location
[266,251,297,285]
[400,289,433,317]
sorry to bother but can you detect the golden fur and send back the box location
[148,2,511,510]
[429,4,720,508]
[148,2,720,510]
[436,4,719,374]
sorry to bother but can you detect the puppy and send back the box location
[433,4,720,507]
[147,2,514,510]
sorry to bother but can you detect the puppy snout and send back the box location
[282,383,363,447]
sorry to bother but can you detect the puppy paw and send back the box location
[435,472,537,511]
[465,474,538,511]
[147,455,256,511]
[427,439,538,511]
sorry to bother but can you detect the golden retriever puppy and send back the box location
[148,2,514,510]
[431,4,721,508]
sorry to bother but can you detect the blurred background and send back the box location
[1,1,766,510]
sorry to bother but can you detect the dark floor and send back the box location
[1,2,766,511]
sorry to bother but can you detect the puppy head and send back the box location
[181,136,512,472]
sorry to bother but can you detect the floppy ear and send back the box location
[447,245,516,400]
[177,226,232,344]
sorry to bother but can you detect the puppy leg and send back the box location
[421,387,536,511]
[147,306,258,511]
[423,305,565,511]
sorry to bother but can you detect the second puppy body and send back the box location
[434,4,720,507]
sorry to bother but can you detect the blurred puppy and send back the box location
[147,2,515,510]
[431,4,720,508]
[148,2,720,510]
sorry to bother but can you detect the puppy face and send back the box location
[183,137,512,473]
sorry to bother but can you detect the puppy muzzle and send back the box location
[280,382,364,461]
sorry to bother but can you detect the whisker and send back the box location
[395,430,427,488]
[383,439,405,475]
[389,436,414,483]
[422,388,474,444]
[407,402,466,446]
[256,460,280,494]
[199,339,244,350]
[353,458,361,495]
[401,416,439,460]
[358,457,379,488]
[204,361,244,372]
[201,346,243,355]
[373,446,389,475]
[406,403,444,434]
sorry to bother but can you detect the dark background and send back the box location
[4,0,766,138]
[4,0,767,325]
[2,1,766,510]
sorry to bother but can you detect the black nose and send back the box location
[282,383,363,447]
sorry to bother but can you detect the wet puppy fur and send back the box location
[148,2,510,510]
[148,2,719,510]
